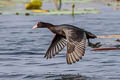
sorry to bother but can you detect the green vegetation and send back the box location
[111,2,120,6]
[40,9,99,15]
[0,0,100,15]
[60,0,92,3]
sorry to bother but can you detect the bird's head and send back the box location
[32,22,53,29]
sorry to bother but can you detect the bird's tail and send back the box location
[86,31,97,39]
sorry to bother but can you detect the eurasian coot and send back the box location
[33,22,96,64]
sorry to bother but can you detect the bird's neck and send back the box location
[45,23,58,34]
[45,23,55,32]
[48,26,56,33]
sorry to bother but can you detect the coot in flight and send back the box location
[32,22,96,64]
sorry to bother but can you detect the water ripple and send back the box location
[0,52,43,55]
[40,62,65,66]
[44,74,97,80]
[0,74,24,78]
[23,74,42,79]
[0,58,20,61]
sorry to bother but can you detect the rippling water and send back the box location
[0,4,120,80]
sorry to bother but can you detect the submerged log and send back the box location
[97,35,120,38]
[91,48,120,51]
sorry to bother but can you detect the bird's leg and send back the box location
[88,39,102,48]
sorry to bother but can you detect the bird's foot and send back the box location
[88,42,102,48]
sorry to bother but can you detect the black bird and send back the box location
[32,22,96,64]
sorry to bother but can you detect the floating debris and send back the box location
[91,47,120,51]
[25,0,42,10]
[16,12,19,15]
[32,10,49,13]
[116,39,120,42]
[25,13,30,16]
[0,12,2,15]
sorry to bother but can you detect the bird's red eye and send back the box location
[37,22,41,27]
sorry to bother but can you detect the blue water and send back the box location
[0,3,120,80]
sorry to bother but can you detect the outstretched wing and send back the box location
[65,29,87,64]
[44,34,67,59]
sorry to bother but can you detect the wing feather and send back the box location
[44,34,66,59]
[64,29,87,64]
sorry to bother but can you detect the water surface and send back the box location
[0,1,120,80]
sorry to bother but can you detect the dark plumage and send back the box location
[33,22,96,64]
